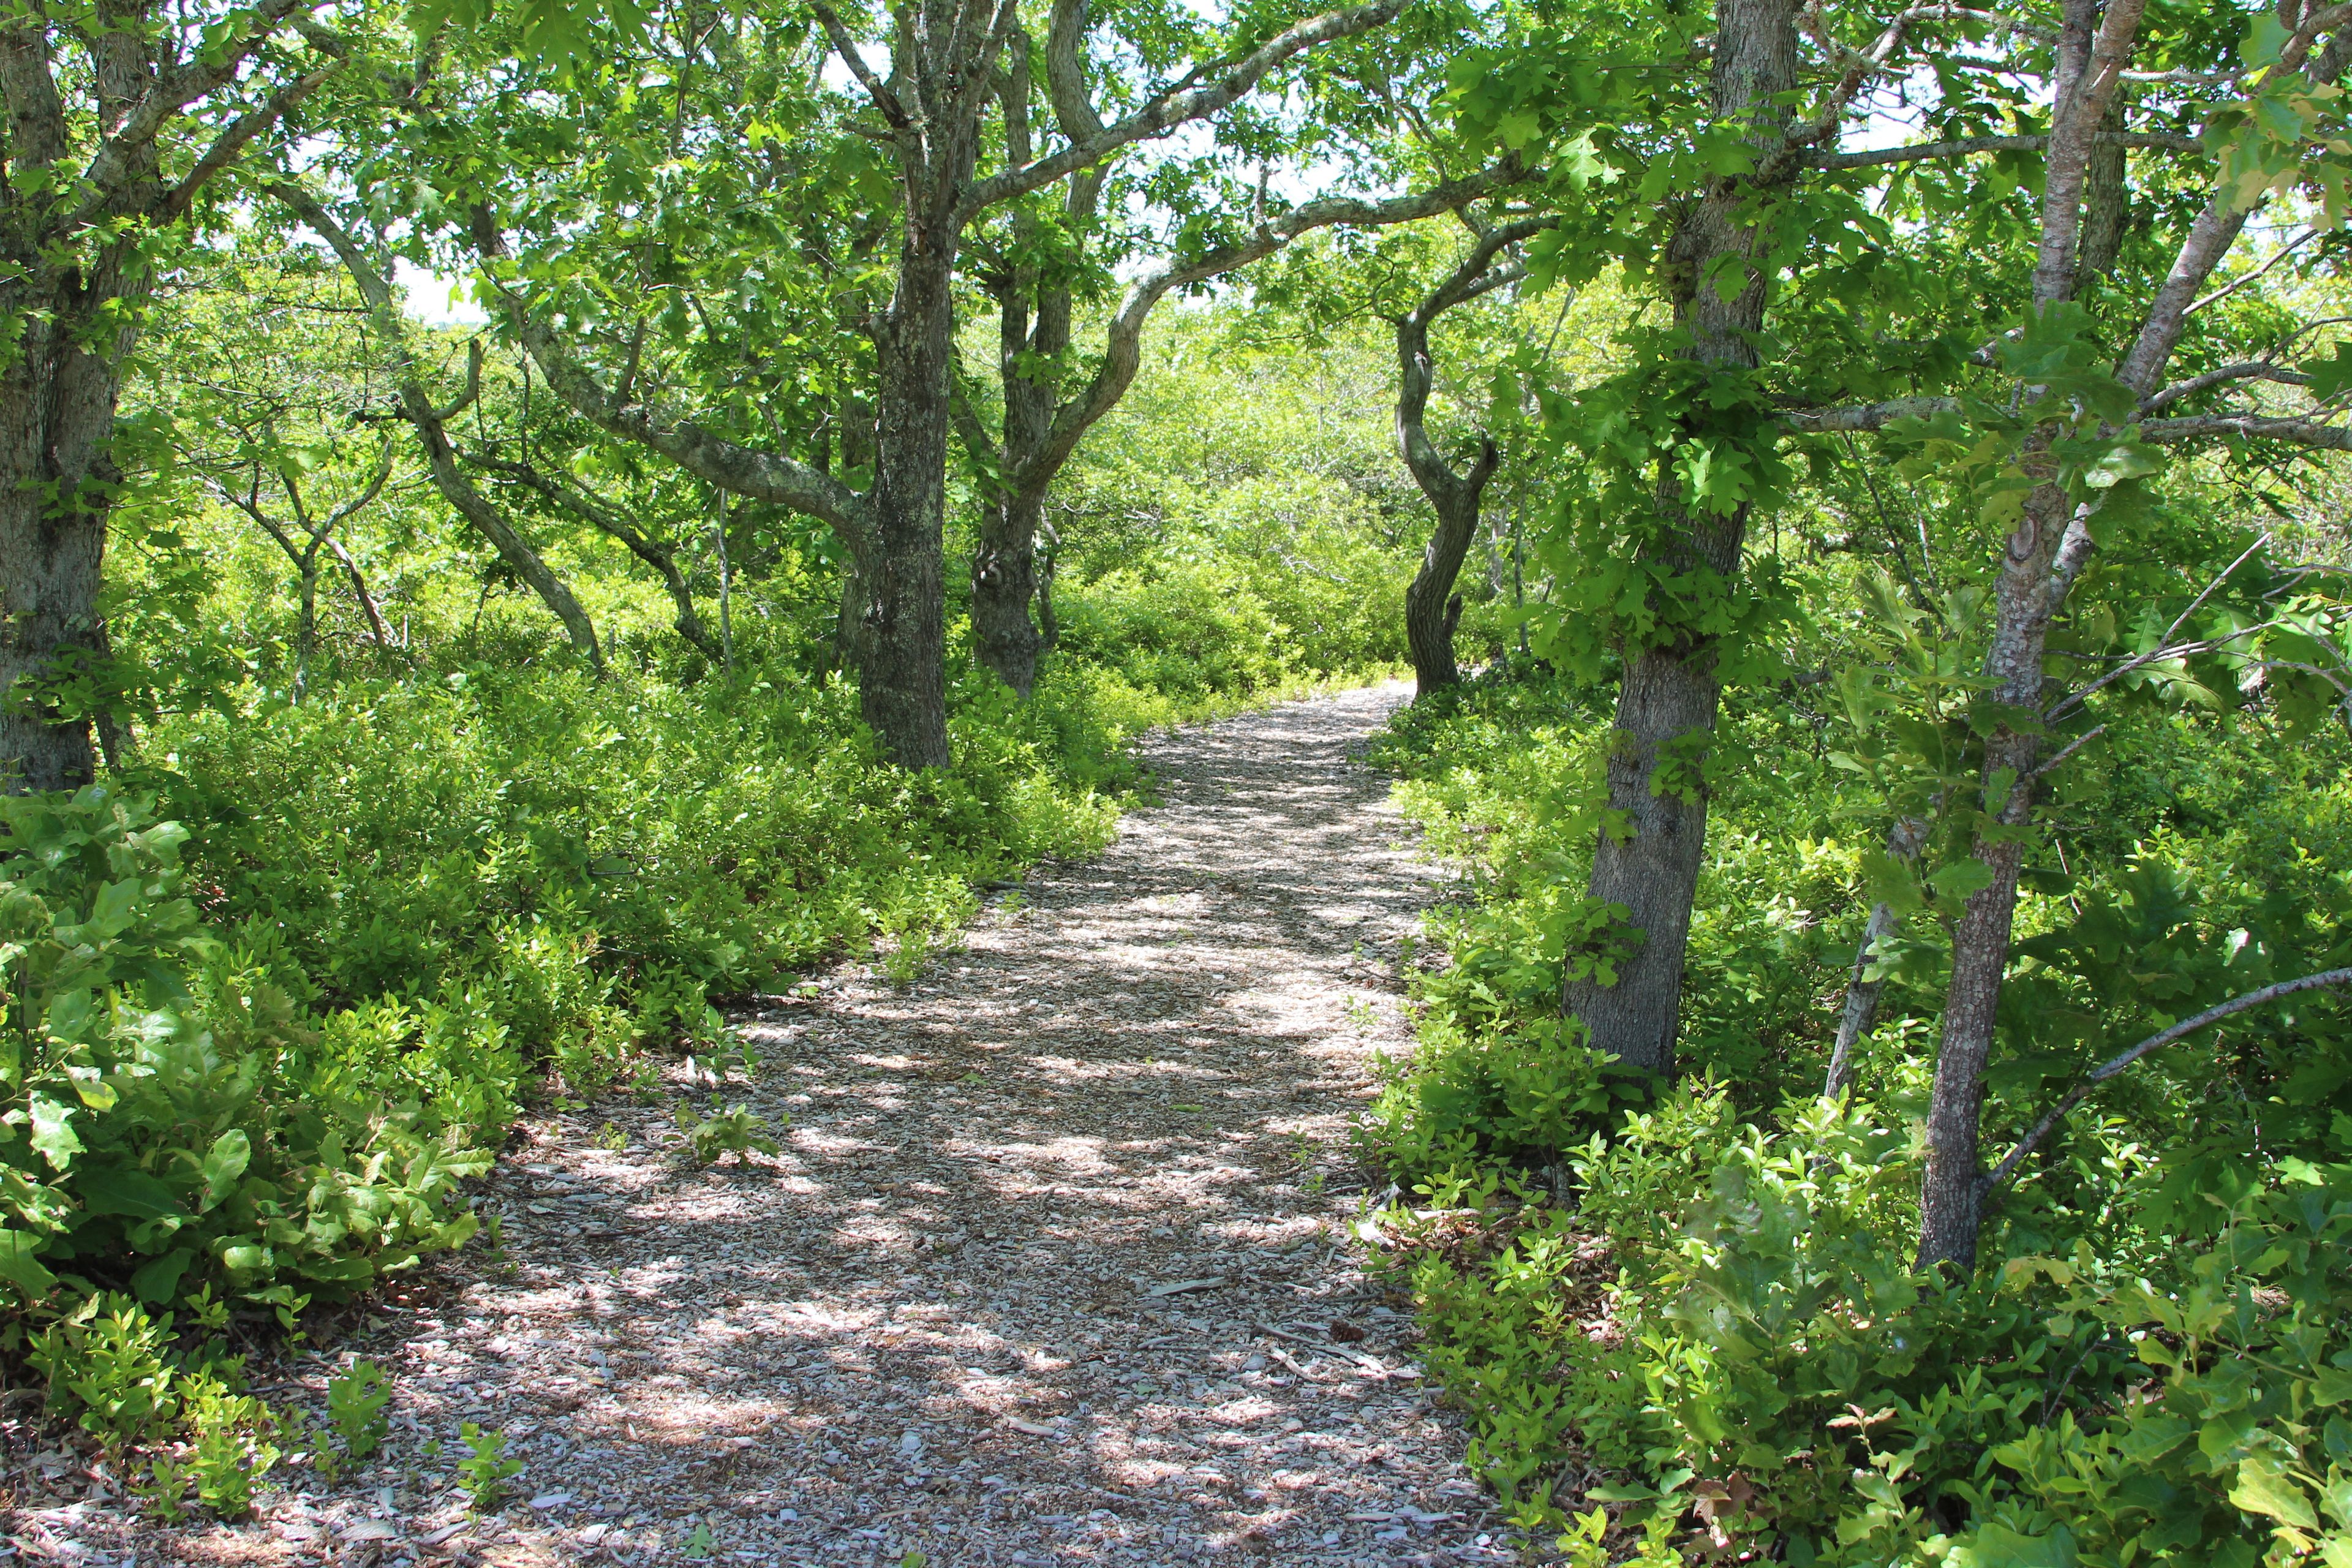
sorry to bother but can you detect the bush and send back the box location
[0,788,488,1330]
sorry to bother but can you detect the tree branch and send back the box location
[1804,129,2196,172]
[462,211,872,542]
[2139,360,2310,413]
[270,179,607,673]
[961,0,1406,215]
[809,0,913,129]
[154,60,341,224]
[1982,967,2352,1200]
[1396,217,1544,507]
[67,0,317,227]
[1010,164,1515,500]
[1779,395,1961,432]
[2139,413,2352,450]
[466,450,725,660]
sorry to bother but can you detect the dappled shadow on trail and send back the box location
[146,685,1514,1568]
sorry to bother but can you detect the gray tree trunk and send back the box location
[1561,0,1800,1077]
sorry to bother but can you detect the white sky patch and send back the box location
[395,257,491,327]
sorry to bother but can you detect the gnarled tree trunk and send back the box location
[1392,219,1537,699]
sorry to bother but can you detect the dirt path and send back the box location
[89,683,1511,1566]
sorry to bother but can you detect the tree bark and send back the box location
[0,257,138,789]
[1393,221,1534,698]
[973,489,1047,695]
[1560,0,1799,1077]
[1912,0,2157,1275]
[860,231,963,769]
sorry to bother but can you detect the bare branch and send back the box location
[2141,360,2312,413]
[1805,129,2196,172]
[2185,227,2320,317]
[1983,967,2352,1200]
[2140,413,2352,450]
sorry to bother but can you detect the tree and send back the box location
[0,0,356,788]
[1389,216,1544,696]
[954,0,1513,697]
[318,0,1436,764]
[1776,0,2352,1271]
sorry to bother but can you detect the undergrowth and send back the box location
[1360,669,2352,1565]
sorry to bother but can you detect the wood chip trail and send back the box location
[97,683,1515,1566]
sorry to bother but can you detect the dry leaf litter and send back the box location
[7,682,1527,1567]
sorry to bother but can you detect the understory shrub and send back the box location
[1363,671,2352,1563]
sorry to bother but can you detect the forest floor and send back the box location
[12,682,1520,1568]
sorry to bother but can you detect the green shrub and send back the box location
[0,788,489,1329]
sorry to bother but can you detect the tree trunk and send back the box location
[861,242,958,769]
[1392,224,1536,701]
[0,484,105,793]
[1914,0,2154,1275]
[1565,638,1732,1072]
[1561,0,1798,1077]
[973,491,1046,696]
[1915,477,2071,1273]
[1404,498,1478,694]
[294,552,320,701]
[0,324,124,793]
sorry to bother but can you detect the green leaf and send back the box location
[2233,1457,2318,1530]
[0,1228,56,1297]
[1950,1523,2079,1567]
[1928,859,1994,903]
[2305,342,2352,403]
[28,1095,81,1172]
[200,1130,251,1206]
[78,1166,186,1224]
[2079,439,2162,489]
[2241,12,2288,69]
[130,1248,194,1305]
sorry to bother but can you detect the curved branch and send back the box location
[1011,164,1519,499]
[1983,967,2352,1200]
[463,213,871,545]
[271,179,606,673]
[2139,360,2311,413]
[962,0,1406,215]
[466,451,724,660]
[1396,217,1545,508]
